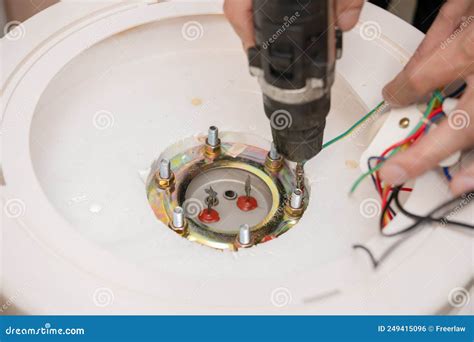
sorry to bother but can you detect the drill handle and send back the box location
[250,0,341,91]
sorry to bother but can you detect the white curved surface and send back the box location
[1,1,472,314]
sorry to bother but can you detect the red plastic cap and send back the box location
[198,208,220,223]
[237,196,258,211]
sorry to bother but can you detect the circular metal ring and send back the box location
[147,140,308,250]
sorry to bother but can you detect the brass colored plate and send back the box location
[147,142,307,250]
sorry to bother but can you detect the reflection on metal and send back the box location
[265,142,284,172]
[204,126,221,158]
[399,117,410,129]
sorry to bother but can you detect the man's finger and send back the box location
[224,0,255,50]
[409,0,472,62]
[380,82,474,185]
[336,0,364,31]
[451,160,474,195]
[382,22,474,107]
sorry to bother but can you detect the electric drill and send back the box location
[249,0,342,162]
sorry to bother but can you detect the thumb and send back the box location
[224,0,255,50]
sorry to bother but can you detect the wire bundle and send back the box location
[323,84,473,268]
[369,93,446,229]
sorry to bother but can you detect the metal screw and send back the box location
[290,188,303,209]
[265,142,284,172]
[269,142,280,160]
[399,117,410,129]
[159,159,171,179]
[207,126,219,147]
[173,206,185,228]
[238,224,251,245]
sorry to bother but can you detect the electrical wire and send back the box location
[349,91,442,194]
[323,88,469,268]
[443,167,452,181]
[322,101,386,150]
[352,244,380,268]
[354,188,474,268]
[388,186,474,234]
[368,157,386,196]
[445,83,466,98]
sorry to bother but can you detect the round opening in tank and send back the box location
[146,128,308,251]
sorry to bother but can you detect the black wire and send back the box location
[367,156,396,218]
[445,83,466,98]
[353,245,379,268]
[353,235,411,270]
[355,84,469,268]
[386,186,474,235]
[379,189,396,230]
[354,187,474,268]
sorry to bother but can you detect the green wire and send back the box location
[322,101,386,150]
[348,91,442,194]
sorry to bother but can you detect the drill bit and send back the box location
[295,162,305,192]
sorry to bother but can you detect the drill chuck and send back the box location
[265,92,331,162]
[249,0,342,162]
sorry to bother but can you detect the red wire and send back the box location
[380,107,443,158]
[381,187,392,221]
[376,106,442,227]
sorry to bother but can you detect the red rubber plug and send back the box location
[237,196,258,211]
[260,235,276,243]
[198,208,220,223]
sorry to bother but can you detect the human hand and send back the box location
[380,0,474,195]
[223,0,364,50]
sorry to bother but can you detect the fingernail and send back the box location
[381,164,408,185]
[451,176,474,195]
[337,9,360,30]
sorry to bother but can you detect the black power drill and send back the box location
[249,0,342,163]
